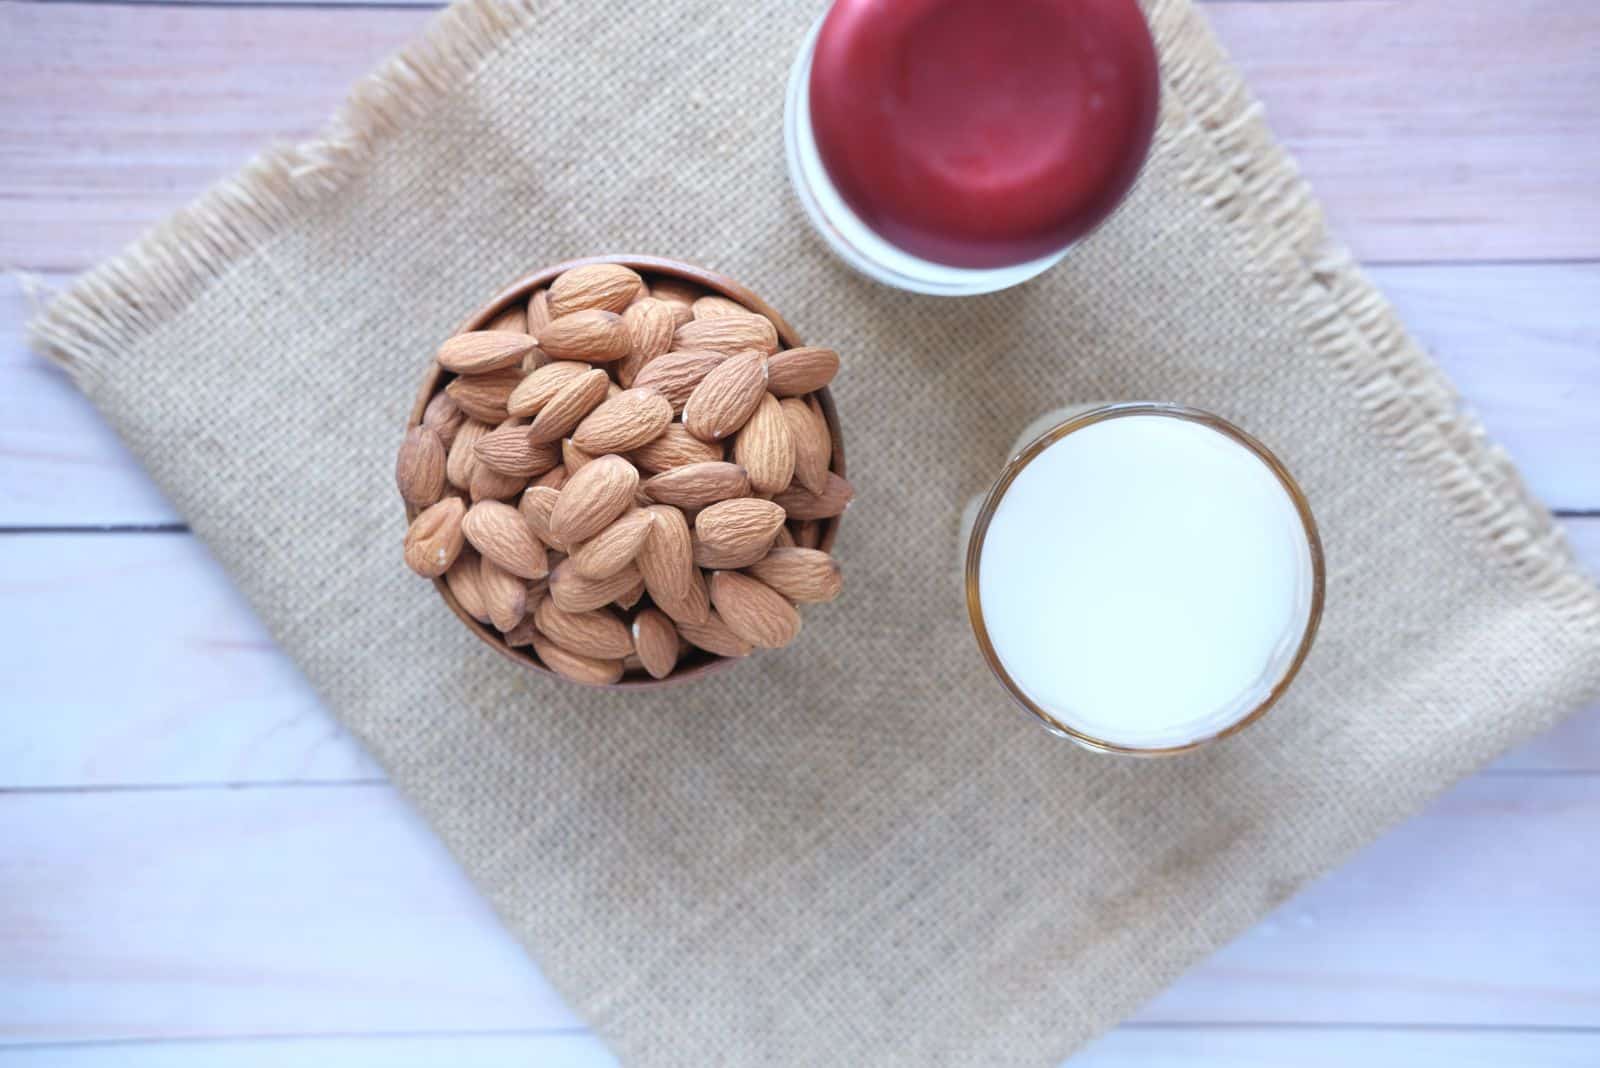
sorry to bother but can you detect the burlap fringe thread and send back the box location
[29,0,1600,638]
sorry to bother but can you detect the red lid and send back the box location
[809,0,1159,270]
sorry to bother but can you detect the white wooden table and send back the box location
[2,1,1597,1063]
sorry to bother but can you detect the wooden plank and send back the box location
[1139,775,1600,1027]
[2,2,1597,270]
[1,275,179,527]
[8,264,1600,527]
[1369,263,1600,512]
[0,531,372,787]
[0,3,428,272]
[0,786,583,1043]
[1,775,1596,1044]
[3,1029,1597,1068]
[1205,0,1600,262]
[0,526,1595,789]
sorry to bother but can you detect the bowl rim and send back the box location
[405,254,846,689]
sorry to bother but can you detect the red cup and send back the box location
[785,0,1160,294]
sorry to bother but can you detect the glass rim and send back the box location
[964,402,1327,756]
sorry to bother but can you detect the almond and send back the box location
[536,309,631,363]
[469,461,528,502]
[682,350,768,441]
[561,438,597,476]
[548,558,643,613]
[636,503,705,623]
[485,303,527,335]
[792,519,822,549]
[708,570,802,649]
[618,298,679,387]
[508,360,590,417]
[518,485,566,552]
[650,277,705,310]
[462,499,548,579]
[782,396,832,495]
[674,312,779,356]
[691,294,750,320]
[631,608,680,678]
[503,614,540,648]
[530,630,623,686]
[686,567,713,624]
[606,381,622,402]
[534,599,634,660]
[402,497,466,578]
[614,574,647,611]
[631,350,729,413]
[629,424,724,472]
[546,263,643,319]
[641,461,750,509]
[766,347,840,396]
[550,453,640,545]
[445,552,491,623]
[676,610,753,658]
[437,330,537,374]
[396,425,447,508]
[733,392,794,495]
[521,292,553,370]
[745,547,842,603]
[474,423,561,477]
[571,387,673,453]
[570,507,655,580]
[528,368,610,444]
[693,497,786,569]
[774,472,854,520]
[446,419,493,490]
[773,524,796,549]
[479,557,529,633]
[423,390,466,447]
[445,367,523,423]
[526,288,552,335]
[533,464,568,490]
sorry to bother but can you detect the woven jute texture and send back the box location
[32,0,1600,1063]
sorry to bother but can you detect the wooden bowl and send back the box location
[405,255,847,689]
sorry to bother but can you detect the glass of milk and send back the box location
[965,403,1325,755]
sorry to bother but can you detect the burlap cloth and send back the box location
[32,0,1600,1062]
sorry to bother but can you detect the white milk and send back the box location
[973,413,1317,750]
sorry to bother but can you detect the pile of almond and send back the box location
[398,262,851,685]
